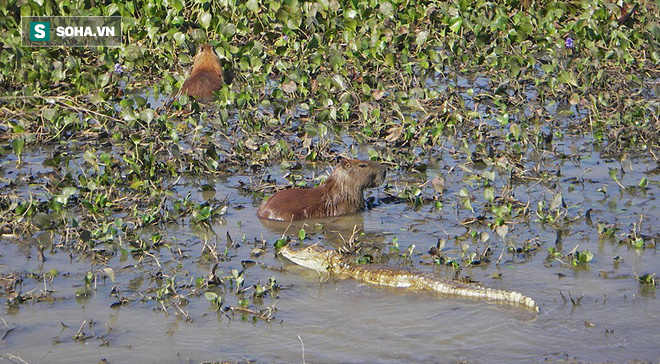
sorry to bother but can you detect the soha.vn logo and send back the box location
[23,16,121,47]
[30,22,116,41]
[30,22,50,41]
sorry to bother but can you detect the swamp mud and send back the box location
[1,0,659,362]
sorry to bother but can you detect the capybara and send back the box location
[257,158,386,221]
[174,44,223,103]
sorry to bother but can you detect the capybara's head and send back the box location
[333,157,386,190]
[191,44,222,75]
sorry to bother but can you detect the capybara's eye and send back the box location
[359,163,367,168]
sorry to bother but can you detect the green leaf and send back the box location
[122,108,137,122]
[12,138,24,157]
[84,271,94,284]
[45,268,59,279]
[496,112,509,124]
[638,273,656,286]
[578,250,593,263]
[173,32,185,45]
[608,168,619,182]
[9,122,25,133]
[484,187,495,202]
[482,171,495,181]
[631,238,644,249]
[247,0,259,13]
[495,224,508,238]
[385,53,395,67]
[286,18,300,30]
[220,23,236,37]
[557,70,578,87]
[200,12,212,30]
[60,187,77,201]
[139,109,155,123]
[509,123,520,139]
[416,31,429,46]
[550,192,564,210]
[147,26,160,40]
[274,238,288,249]
[379,2,393,16]
[463,198,473,212]
[102,267,115,283]
[449,16,463,33]
[42,108,57,121]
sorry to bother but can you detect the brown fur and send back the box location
[177,44,223,103]
[257,158,387,221]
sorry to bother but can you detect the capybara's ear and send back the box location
[336,156,351,168]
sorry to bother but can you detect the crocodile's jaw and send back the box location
[280,244,334,272]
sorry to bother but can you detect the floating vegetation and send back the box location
[548,245,594,267]
[636,273,656,288]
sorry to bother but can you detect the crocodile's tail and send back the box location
[427,279,539,312]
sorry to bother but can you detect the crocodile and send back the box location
[280,244,539,313]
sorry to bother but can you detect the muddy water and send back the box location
[2,137,659,363]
